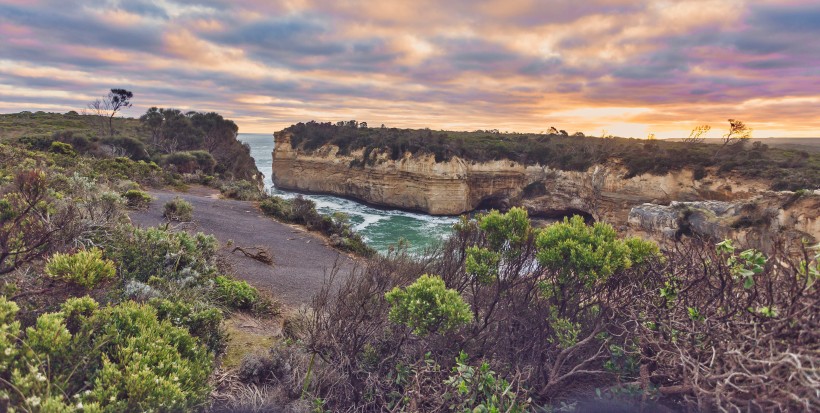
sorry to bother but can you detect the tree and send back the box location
[714,119,752,158]
[683,124,711,144]
[139,108,202,153]
[106,89,133,136]
[722,118,751,146]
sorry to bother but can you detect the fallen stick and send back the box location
[231,246,274,266]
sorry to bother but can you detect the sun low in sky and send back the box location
[1,0,818,138]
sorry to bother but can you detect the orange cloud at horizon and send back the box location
[0,0,818,138]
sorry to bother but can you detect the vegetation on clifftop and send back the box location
[284,120,820,190]
[1,107,261,187]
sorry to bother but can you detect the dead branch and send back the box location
[232,246,274,266]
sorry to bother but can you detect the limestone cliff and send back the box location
[272,131,771,221]
[627,191,820,253]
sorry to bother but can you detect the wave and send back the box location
[239,134,457,254]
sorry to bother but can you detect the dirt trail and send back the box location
[128,187,356,306]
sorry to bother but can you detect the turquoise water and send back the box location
[239,133,458,255]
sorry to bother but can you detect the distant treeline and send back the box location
[285,121,820,191]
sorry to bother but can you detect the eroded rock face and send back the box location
[271,131,536,215]
[272,131,772,221]
[628,191,820,253]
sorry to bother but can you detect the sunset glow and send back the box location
[1,0,819,137]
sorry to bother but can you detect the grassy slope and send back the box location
[0,111,142,140]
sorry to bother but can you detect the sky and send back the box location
[1,0,819,138]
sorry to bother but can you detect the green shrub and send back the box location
[260,196,291,220]
[162,151,216,174]
[213,275,260,310]
[150,298,226,354]
[535,215,659,288]
[107,226,217,283]
[259,196,376,257]
[163,196,193,221]
[0,296,213,412]
[45,248,116,289]
[445,351,529,412]
[385,274,471,335]
[49,140,76,156]
[121,189,152,209]
[219,179,263,200]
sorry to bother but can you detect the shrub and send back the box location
[162,151,216,174]
[445,351,529,412]
[219,179,263,201]
[45,248,116,289]
[213,275,260,310]
[259,196,376,257]
[535,215,659,288]
[163,196,193,221]
[121,189,152,209]
[49,140,76,156]
[385,274,471,335]
[0,296,213,411]
[260,196,291,220]
[150,298,226,354]
[107,226,217,283]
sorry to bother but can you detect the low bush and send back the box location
[219,179,264,201]
[45,248,116,289]
[163,196,193,221]
[385,274,471,336]
[0,296,213,411]
[162,150,217,174]
[49,140,76,156]
[121,188,152,209]
[149,297,226,354]
[213,276,260,310]
[273,208,817,411]
[107,226,217,283]
[259,195,375,257]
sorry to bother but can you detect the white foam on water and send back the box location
[240,133,458,254]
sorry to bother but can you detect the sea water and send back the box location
[239,133,458,255]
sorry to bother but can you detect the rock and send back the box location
[628,191,820,253]
[272,131,773,221]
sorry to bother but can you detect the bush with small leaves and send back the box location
[0,296,213,412]
[213,275,260,310]
[121,189,152,210]
[445,351,530,413]
[48,140,76,156]
[150,297,226,354]
[45,248,116,289]
[385,274,471,335]
[107,226,217,283]
[163,196,193,221]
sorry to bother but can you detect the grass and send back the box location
[222,316,279,369]
[0,111,143,141]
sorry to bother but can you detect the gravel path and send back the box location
[128,188,356,306]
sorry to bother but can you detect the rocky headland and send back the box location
[272,129,819,252]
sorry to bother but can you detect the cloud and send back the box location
[0,0,818,137]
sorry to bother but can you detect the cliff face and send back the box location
[271,131,536,215]
[628,191,820,253]
[272,131,770,220]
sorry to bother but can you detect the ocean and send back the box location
[238,133,458,255]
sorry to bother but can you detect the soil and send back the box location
[128,186,357,306]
